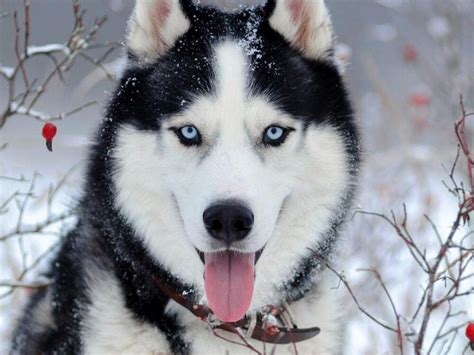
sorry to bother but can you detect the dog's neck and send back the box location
[151,273,321,345]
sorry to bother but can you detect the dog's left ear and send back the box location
[265,0,334,60]
[127,0,194,62]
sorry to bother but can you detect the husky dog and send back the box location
[12,0,360,353]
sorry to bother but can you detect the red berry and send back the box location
[403,43,418,63]
[409,93,431,108]
[42,122,57,140]
[466,322,474,342]
[42,122,57,152]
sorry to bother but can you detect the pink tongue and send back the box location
[204,252,255,323]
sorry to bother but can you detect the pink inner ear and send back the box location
[286,0,306,23]
[153,0,172,28]
[285,0,311,49]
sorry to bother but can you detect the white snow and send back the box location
[0,66,14,79]
[9,102,49,121]
[427,16,451,39]
[26,44,70,56]
[372,24,398,42]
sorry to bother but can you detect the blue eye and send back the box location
[266,126,284,140]
[263,126,291,146]
[181,126,198,140]
[173,125,202,146]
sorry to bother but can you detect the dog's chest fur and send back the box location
[80,269,341,354]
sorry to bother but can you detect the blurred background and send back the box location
[1,0,473,353]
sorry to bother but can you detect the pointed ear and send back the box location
[127,0,192,62]
[266,0,334,60]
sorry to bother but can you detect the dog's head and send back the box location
[108,0,358,322]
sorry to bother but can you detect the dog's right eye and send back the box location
[172,125,202,146]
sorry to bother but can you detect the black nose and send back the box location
[203,203,254,245]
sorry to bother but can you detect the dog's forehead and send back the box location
[170,40,297,133]
[192,6,266,41]
[213,41,249,105]
[180,9,271,104]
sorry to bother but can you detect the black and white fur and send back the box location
[12,0,360,353]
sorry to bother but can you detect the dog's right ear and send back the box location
[127,0,193,62]
[264,0,334,60]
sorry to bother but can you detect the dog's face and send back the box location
[109,0,358,322]
[160,75,299,256]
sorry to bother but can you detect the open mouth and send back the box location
[195,247,265,323]
[196,247,264,265]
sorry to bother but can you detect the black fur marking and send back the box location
[263,0,277,18]
[179,0,197,17]
[12,227,92,354]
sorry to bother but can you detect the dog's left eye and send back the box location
[174,125,202,146]
[263,126,291,146]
